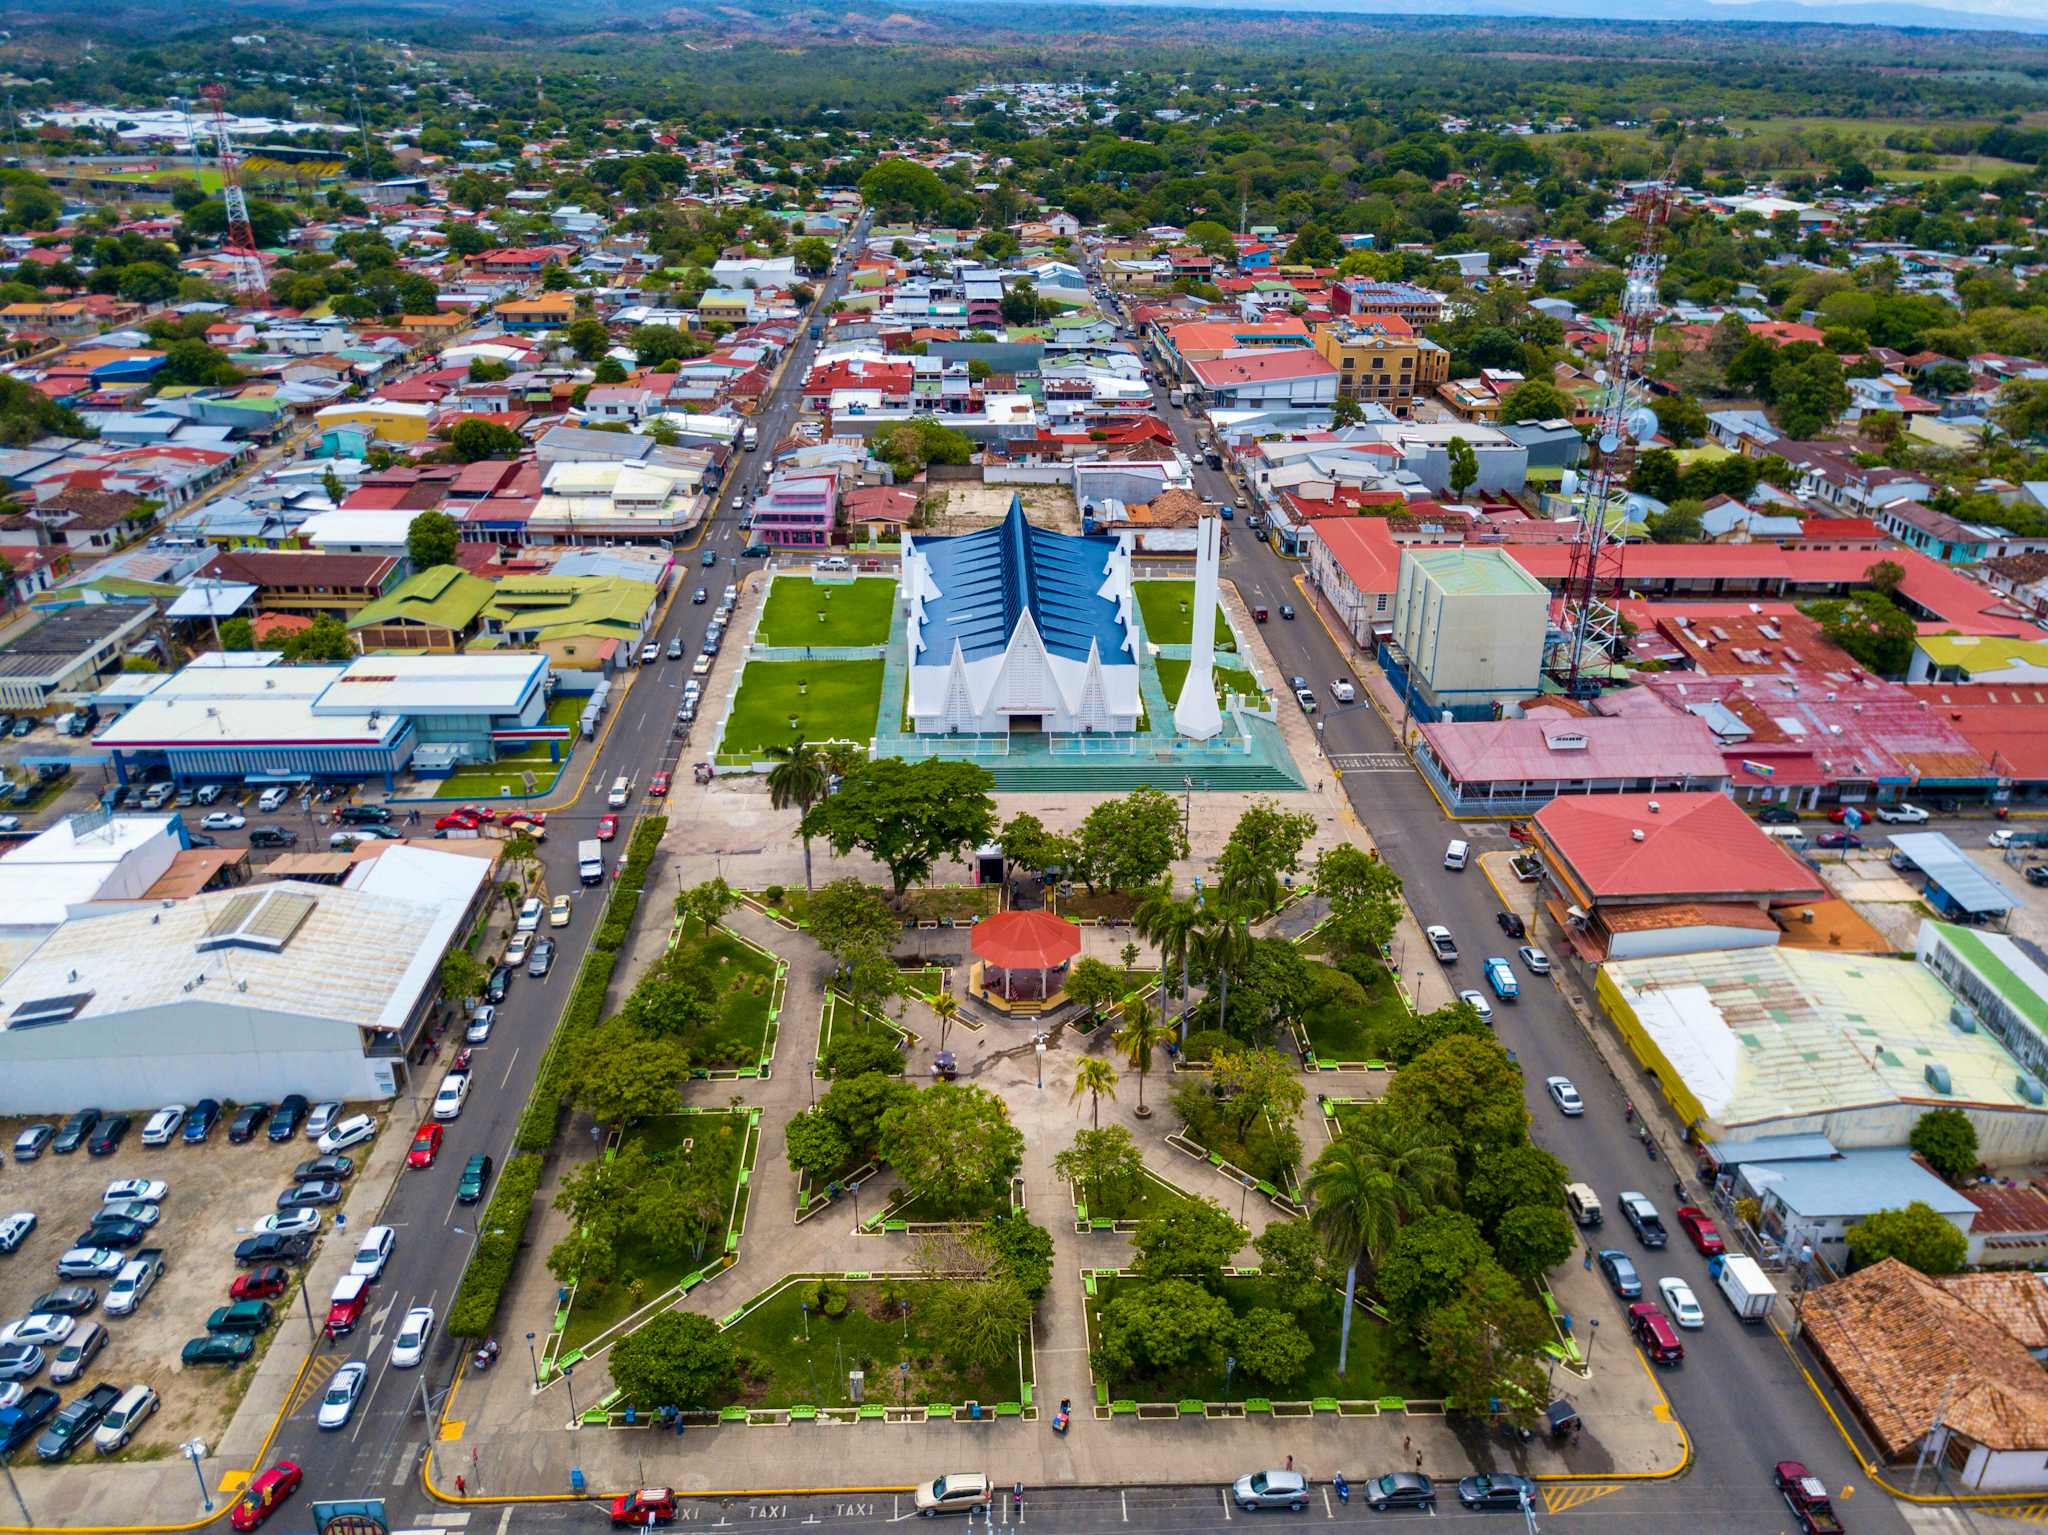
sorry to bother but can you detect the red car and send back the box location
[1675,1206,1725,1256]
[596,815,619,841]
[230,1462,302,1531]
[407,1123,444,1169]
[231,1264,290,1302]
[456,805,499,824]
[649,771,670,798]
[610,1489,678,1528]
[1826,807,1865,823]
[435,812,481,832]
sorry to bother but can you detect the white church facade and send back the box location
[901,497,1142,736]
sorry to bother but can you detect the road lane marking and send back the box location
[1541,1485,1623,1514]
[1322,1489,1333,1519]
[498,1046,521,1089]
[1220,1490,1232,1521]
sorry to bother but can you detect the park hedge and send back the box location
[446,1152,544,1338]
[513,813,667,1154]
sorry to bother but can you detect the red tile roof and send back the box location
[1533,792,1823,903]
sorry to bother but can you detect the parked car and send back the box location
[232,1266,290,1303]
[1457,1474,1535,1511]
[293,1155,353,1182]
[408,1125,444,1169]
[0,1213,35,1253]
[1676,1206,1725,1256]
[78,1215,150,1247]
[527,937,556,978]
[248,827,297,849]
[649,770,670,798]
[181,1332,256,1367]
[268,1096,308,1143]
[33,1381,118,1461]
[1659,1276,1705,1329]
[0,1346,46,1385]
[317,1114,375,1154]
[1457,989,1493,1024]
[1496,911,1526,940]
[1231,1471,1309,1512]
[233,1232,313,1267]
[181,1099,221,1144]
[486,965,513,1004]
[465,1006,496,1044]
[276,1181,342,1210]
[229,1461,302,1530]
[349,1227,396,1281]
[139,1105,187,1147]
[206,1301,274,1335]
[1629,1301,1685,1365]
[56,1248,125,1280]
[229,1103,270,1143]
[257,1209,321,1239]
[1875,803,1929,824]
[302,1102,341,1142]
[1546,1076,1583,1116]
[1619,1192,1668,1248]
[1757,806,1800,825]
[611,1490,680,1528]
[200,812,246,831]
[1425,925,1458,963]
[550,893,572,927]
[93,1384,159,1453]
[52,1109,101,1155]
[1815,831,1861,849]
[104,1252,164,1316]
[456,1153,493,1206]
[49,1321,108,1385]
[433,1074,470,1121]
[504,931,533,966]
[390,1305,435,1368]
[0,1385,59,1454]
[316,1362,367,1430]
[1518,944,1552,975]
[1365,1474,1435,1512]
[0,1316,74,1349]
[1597,1249,1642,1299]
[29,1287,97,1318]
[915,1474,993,1517]
[86,1116,132,1157]
[13,1125,53,1161]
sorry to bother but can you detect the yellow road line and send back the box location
[1541,1484,1622,1513]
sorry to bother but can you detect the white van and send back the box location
[606,776,631,809]
[1443,839,1469,871]
[1763,826,1809,847]
[258,785,290,812]
[817,555,851,573]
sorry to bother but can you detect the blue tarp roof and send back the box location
[1888,832,2017,916]
[915,496,1127,665]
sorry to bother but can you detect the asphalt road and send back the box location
[260,216,872,1513]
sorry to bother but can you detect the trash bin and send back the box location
[570,1468,587,1495]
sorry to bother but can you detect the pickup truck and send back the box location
[1774,1462,1845,1535]
[1618,1191,1667,1249]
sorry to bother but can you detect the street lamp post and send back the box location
[1034,1036,1046,1091]
[563,1361,578,1424]
[297,1269,318,1346]
[182,1440,212,1513]
[1585,1317,1599,1368]
[1240,1175,1255,1222]
[526,1331,540,1389]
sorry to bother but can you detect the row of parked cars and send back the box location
[11,1097,351,1166]
[0,1174,179,1462]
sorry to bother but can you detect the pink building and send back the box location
[753,472,838,549]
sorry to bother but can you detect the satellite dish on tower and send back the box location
[1593,369,1609,384]
[1626,407,1660,443]
[1599,432,1621,455]
[1559,470,1579,498]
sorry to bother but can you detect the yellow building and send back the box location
[313,401,434,444]
[1312,320,1449,409]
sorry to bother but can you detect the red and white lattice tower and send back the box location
[202,84,266,298]
[1547,167,1678,697]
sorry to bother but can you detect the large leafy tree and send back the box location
[1093,1277,1233,1384]
[1909,1108,1978,1184]
[1377,1209,1495,1326]
[608,1311,737,1411]
[1053,1125,1145,1218]
[1216,798,1316,908]
[1421,1262,1551,1426]
[406,509,460,569]
[1800,590,1918,676]
[1129,1198,1249,1291]
[1383,1034,1529,1171]
[805,877,898,967]
[1498,379,1573,424]
[1075,788,1187,893]
[878,1083,1023,1217]
[1846,1202,1968,1276]
[564,1018,690,1126]
[802,758,997,898]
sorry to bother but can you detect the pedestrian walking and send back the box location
[1402,1434,1411,1457]
[1415,1453,1424,1474]
[1285,1455,1294,1472]
[455,1475,466,1497]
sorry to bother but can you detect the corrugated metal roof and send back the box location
[914,496,1127,665]
[1886,833,2018,915]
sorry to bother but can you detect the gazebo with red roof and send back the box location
[969,909,1082,1013]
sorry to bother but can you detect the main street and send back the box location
[260,217,872,1517]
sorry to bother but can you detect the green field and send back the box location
[720,659,883,758]
[722,1279,1029,1409]
[1134,580,1234,650]
[756,577,896,647]
[1090,1274,1422,1402]
[560,1111,751,1352]
[1074,1167,1204,1224]
[1155,657,1263,711]
[1299,972,1411,1064]
[674,925,779,1069]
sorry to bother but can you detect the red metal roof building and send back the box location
[1414,713,1730,816]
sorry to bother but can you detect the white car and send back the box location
[1875,803,1929,824]
[1294,687,1317,714]
[1329,678,1355,704]
[349,1226,396,1280]
[103,1179,168,1206]
[640,642,661,664]
[259,1208,322,1238]
[303,1102,342,1142]
[465,1006,496,1044]
[433,1073,470,1121]
[317,1361,368,1430]
[0,1212,34,1253]
[0,1313,75,1348]
[318,1114,376,1154]
[104,1255,161,1316]
[1517,945,1552,976]
[504,931,533,967]
[1546,1076,1584,1116]
[691,653,713,676]
[199,811,246,831]
[1659,1276,1705,1329]
[1458,988,1493,1025]
[140,1105,187,1146]
[516,897,543,933]
[390,1305,435,1368]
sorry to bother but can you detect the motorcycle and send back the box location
[472,1338,500,1372]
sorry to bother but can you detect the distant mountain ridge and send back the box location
[974,0,2048,32]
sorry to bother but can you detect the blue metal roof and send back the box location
[1739,1148,1977,1220]
[1887,832,2017,916]
[915,496,1129,665]
[1702,1132,1839,1170]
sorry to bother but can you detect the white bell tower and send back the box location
[1173,516,1224,741]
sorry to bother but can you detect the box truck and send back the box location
[578,838,605,885]
[1710,1253,1777,1321]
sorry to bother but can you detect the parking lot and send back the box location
[0,1104,384,1464]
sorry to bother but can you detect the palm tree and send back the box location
[764,738,829,892]
[1112,995,1166,1117]
[1193,912,1255,1038]
[1134,883,1204,1043]
[498,878,523,928]
[1070,1058,1119,1130]
[1304,1121,1456,1377]
[930,991,960,1051]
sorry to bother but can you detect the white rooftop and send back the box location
[319,654,545,715]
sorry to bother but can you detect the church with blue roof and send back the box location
[900,495,1141,736]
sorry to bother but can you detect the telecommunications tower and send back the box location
[1547,167,1678,697]
[202,84,266,298]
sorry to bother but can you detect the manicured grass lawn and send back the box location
[1134,580,1235,650]
[675,924,779,1068]
[721,659,884,758]
[101,167,226,193]
[1155,657,1264,711]
[898,966,946,1000]
[881,1184,1010,1223]
[819,991,913,1067]
[724,1280,1029,1409]
[430,696,583,799]
[1300,974,1410,1063]
[755,577,896,646]
[559,1112,750,1352]
[1091,1275,1423,1402]
[1075,1167,1203,1224]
